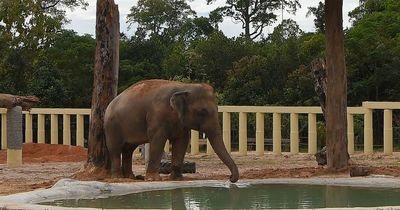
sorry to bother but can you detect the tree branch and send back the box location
[41,0,62,10]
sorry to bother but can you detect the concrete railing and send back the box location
[0,108,90,150]
[0,101,399,156]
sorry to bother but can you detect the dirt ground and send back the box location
[0,143,399,196]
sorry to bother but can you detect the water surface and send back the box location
[41,184,400,209]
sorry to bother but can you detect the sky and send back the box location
[65,0,360,38]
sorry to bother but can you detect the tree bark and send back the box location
[0,94,39,110]
[86,0,119,171]
[311,58,327,120]
[325,0,349,169]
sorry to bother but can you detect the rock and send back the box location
[159,160,196,174]
[315,146,327,165]
[350,166,370,177]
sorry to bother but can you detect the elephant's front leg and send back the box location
[145,131,167,181]
[170,131,190,180]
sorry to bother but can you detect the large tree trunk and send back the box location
[325,0,349,169]
[0,94,39,110]
[85,0,119,175]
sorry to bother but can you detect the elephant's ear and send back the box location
[170,91,189,122]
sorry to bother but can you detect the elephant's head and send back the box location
[170,84,239,183]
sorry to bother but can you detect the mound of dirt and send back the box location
[0,143,87,164]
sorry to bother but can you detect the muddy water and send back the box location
[41,184,400,209]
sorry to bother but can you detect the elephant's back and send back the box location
[105,80,181,123]
[123,80,184,96]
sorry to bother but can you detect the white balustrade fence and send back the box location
[1,101,399,156]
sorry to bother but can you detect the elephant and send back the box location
[104,79,239,183]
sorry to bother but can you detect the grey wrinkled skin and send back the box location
[104,80,239,182]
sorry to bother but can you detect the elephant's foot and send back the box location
[135,175,145,180]
[170,165,183,180]
[169,173,183,181]
[122,168,144,180]
[123,172,136,179]
[145,172,162,181]
[111,171,123,179]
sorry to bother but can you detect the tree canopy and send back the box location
[0,0,399,113]
[208,0,300,40]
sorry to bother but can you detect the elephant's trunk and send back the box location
[207,131,239,183]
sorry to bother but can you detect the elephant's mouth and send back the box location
[195,124,204,133]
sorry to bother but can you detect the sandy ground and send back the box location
[0,143,399,196]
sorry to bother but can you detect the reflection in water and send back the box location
[41,184,400,209]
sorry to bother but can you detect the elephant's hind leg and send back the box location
[106,130,123,178]
[109,150,123,178]
[122,143,138,179]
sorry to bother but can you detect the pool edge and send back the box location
[1,177,400,210]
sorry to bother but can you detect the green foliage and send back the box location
[0,0,88,105]
[179,17,217,43]
[162,44,202,80]
[0,0,400,115]
[119,36,167,91]
[119,59,162,92]
[43,30,95,107]
[306,1,325,33]
[349,0,400,26]
[127,0,195,41]
[224,55,276,105]
[208,0,301,40]
[346,0,400,105]
[283,65,318,106]
[190,32,253,90]
[27,60,71,108]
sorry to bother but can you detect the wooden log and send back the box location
[0,94,39,110]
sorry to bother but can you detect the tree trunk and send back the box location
[85,0,119,173]
[0,94,39,110]
[311,58,327,120]
[324,0,349,169]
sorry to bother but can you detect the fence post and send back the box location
[51,114,58,144]
[63,114,71,145]
[7,106,23,167]
[290,113,299,154]
[133,147,140,155]
[239,112,247,155]
[222,112,231,153]
[364,108,373,155]
[308,113,317,155]
[144,143,150,164]
[1,114,7,149]
[76,114,84,147]
[190,130,199,155]
[273,112,281,155]
[207,138,215,155]
[38,114,45,144]
[383,109,393,155]
[347,114,354,155]
[256,112,264,156]
[164,139,170,153]
[25,113,33,143]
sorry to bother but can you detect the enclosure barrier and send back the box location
[0,102,399,158]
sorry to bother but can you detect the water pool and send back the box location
[41,184,400,209]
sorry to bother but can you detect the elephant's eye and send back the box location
[198,108,208,117]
